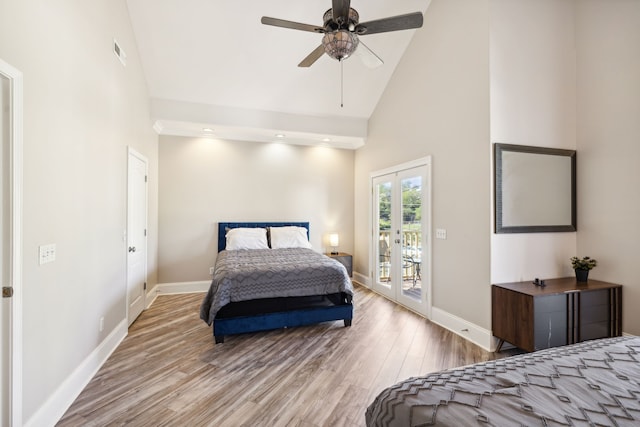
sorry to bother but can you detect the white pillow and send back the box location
[225,227,269,250]
[269,226,312,249]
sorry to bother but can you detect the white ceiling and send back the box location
[126,0,431,148]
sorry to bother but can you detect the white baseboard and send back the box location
[146,284,159,309]
[157,280,210,295]
[352,271,370,288]
[353,271,495,351]
[25,319,128,427]
[430,307,495,352]
[147,281,207,307]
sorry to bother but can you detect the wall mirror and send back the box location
[494,143,576,233]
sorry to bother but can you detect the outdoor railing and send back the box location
[378,229,422,282]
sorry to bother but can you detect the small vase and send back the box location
[575,268,589,282]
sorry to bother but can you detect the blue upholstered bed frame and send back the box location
[212,222,353,343]
[216,221,310,253]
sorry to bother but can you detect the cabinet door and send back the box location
[492,286,535,351]
[534,294,568,350]
[580,289,610,341]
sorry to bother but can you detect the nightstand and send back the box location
[326,252,352,277]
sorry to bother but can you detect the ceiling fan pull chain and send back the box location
[340,59,344,108]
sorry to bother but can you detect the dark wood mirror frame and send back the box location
[494,143,576,233]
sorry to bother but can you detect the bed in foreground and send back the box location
[366,336,640,426]
[200,222,353,343]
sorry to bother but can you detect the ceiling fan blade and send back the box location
[298,45,326,67]
[355,12,423,35]
[332,0,351,25]
[261,16,325,33]
[355,41,383,69]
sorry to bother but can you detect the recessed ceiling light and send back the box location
[275,133,285,138]
[202,128,214,132]
[322,137,332,142]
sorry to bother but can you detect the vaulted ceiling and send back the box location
[126,0,431,148]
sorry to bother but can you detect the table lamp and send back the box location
[329,233,339,255]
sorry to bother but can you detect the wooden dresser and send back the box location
[492,277,622,352]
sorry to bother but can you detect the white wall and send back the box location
[490,0,578,284]
[158,136,355,284]
[0,0,158,422]
[355,0,491,330]
[490,0,639,335]
[358,0,640,343]
[575,0,640,335]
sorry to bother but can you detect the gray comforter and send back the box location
[200,248,353,325]
[366,336,640,426]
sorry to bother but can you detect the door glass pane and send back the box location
[376,181,392,286]
[401,176,422,300]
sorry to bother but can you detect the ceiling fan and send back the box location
[261,0,424,68]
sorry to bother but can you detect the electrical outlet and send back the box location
[209,267,215,275]
[39,243,56,264]
[435,229,447,240]
[99,317,104,332]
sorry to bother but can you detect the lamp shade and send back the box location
[329,233,340,247]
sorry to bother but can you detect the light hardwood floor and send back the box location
[58,284,513,426]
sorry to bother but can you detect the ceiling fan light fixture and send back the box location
[322,30,359,61]
[262,3,424,70]
[322,8,359,29]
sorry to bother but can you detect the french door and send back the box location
[372,159,430,316]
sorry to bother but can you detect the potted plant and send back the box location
[570,256,597,282]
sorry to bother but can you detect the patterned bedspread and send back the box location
[200,248,353,325]
[366,336,640,426]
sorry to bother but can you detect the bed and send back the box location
[199,222,354,344]
[366,336,640,426]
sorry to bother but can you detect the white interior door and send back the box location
[1,59,9,427]
[127,148,148,326]
[1,58,23,427]
[372,159,431,317]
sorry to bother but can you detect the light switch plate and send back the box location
[39,243,56,264]
[435,229,447,240]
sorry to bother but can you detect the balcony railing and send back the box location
[378,230,422,285]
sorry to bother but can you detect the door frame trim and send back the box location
[369,157,432,319]
[1,57,23,427]
[371,157,432,179]
[126,147,148,326]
